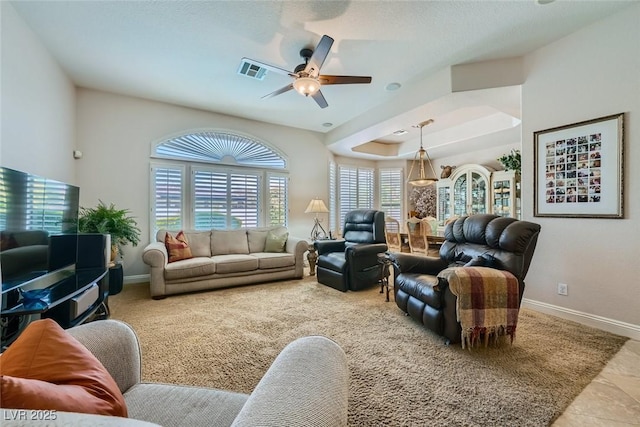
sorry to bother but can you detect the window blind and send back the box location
[379,168,403,221]
[152,165,184,234]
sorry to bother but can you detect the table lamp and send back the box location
[304,198,329,241]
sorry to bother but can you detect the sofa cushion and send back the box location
[0,319,128,417]
[183,231,212,258]
[252,252,296,269]
[210,254,258,274]
[165,231,193,263]
[264,228,289,253]
[247,229,269,253]
[211,230,249,255]
[124,383,248,427]
[164,257,217,281]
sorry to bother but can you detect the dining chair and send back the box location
[406,217,430,255]
[384,217,402,252]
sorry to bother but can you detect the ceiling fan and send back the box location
[241,35,372,109]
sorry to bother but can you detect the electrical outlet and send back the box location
[557,283,568,296]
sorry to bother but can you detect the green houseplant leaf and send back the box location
[497,149,521,173]
[77,201,141,257]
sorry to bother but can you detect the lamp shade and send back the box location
[305,198,329,214]
[407,119,438,186]
[293,77,321,97]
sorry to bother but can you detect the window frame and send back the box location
[149,130,288,240]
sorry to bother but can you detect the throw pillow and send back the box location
[264,228,288,253]
[165,231,192,263]
[0,319,128,417]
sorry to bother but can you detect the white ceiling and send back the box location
[10,0,634,160]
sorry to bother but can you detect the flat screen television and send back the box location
[0,166,80,293]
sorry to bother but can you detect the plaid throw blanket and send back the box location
[438,266,519,349]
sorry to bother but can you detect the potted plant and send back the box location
[78,201,141,262]
[497,149,521,173]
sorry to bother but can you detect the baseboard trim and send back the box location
[522,298,640,340]
[124,274,149,284]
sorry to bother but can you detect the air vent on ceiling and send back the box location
[237,59,268,80]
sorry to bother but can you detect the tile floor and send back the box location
[553,339,640,426]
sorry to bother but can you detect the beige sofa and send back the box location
[2,319,349,426]
[142,227,307,299]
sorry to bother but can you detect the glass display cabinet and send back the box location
[436,183,451,227]
[436,164,493,227]
[491,170,521,219]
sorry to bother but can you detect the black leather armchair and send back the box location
[315,210,388,292]
[387,214,541,343]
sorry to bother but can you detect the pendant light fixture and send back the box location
[407,119,438,186]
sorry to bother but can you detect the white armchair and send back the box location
[3,320,349,427]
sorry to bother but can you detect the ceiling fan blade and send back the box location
[318,75,372,85]
[241,57,295,77]
[305,35,334,76]
[311,90,328,109]
[262,83,294,99]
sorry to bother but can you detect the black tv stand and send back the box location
[1,268,109,349]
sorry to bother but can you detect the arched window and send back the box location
[150,131,288,236]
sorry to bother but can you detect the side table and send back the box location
[307,243,318,276]
[377,252,394,302]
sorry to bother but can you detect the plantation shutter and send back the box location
[338,165,374,232]
[329,161,337,233]
[230,173,260,228]
[152,165,184,235]
[357,168,374,209]
[193,169,228,229]
[339,166,358,230]
[268,174,288,226]
[379,168,403,221]
[192,168,260,230]
[152,132,288,233]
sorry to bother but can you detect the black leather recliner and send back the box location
[387,214,541,344]
[315,210,388,292]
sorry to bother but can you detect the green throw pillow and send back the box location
[264,229,288,253]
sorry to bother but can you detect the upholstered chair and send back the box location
[406,217,431,255]
[315,210,388,292]
[384,217,402,252]
[387,214,541,344]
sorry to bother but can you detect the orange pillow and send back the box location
[165,231,192,263]
[0,319,127,417]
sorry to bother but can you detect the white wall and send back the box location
[431,142,521,175]
[521,4,640,328]
[0,2,76,183]
[75,89,331,276]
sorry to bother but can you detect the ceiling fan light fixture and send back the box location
[293,76,320,97]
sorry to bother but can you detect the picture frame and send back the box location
[533,113,624,218]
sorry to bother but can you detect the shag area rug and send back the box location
[109,276,627,426]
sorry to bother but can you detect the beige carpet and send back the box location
[109,276,627,426]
